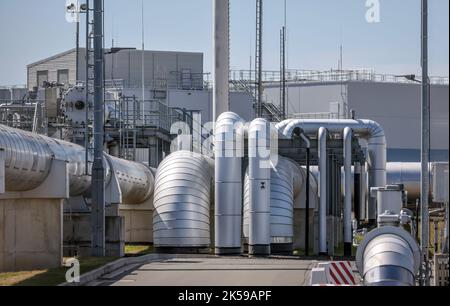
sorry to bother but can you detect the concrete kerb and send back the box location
[59,253,217,286]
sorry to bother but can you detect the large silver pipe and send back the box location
[248,118,272,256]
[243,157,304,252]
[0,124,53,191]
[343,127,353,254]
[318,127,328,254]
[213,0,230,121]
[356,226,420,286]
[278,119,387,223]
[153,151,214,250]
[214,112,245,255]
[0,124,154,204]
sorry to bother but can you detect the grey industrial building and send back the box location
[25,49,450,161]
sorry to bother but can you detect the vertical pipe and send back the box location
[421,0,430,286]
[360,162,367,221]
[434,221,439,253]
[300,134,311,255]
[213,0,230,122]
[256,0,263,117]
[248,119,271,256]
[354,162,361,224]
[91,0,105,257]
[343,127,353,256]
[318,127,328,254]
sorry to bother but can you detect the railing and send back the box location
[0,100,43,132]
[230,69,449,85]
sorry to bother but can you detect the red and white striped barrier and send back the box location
[328,261,356,285]
[310,261,358,286]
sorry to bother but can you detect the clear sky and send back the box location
[0,0,448,85]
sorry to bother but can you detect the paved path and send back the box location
[98,257,318,286]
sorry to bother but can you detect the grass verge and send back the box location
[0,257,117,287]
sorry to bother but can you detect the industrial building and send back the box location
[0,0,448,288]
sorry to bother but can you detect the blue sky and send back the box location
[0,0,448,85]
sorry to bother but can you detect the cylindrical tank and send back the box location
[356,226,420,286]
[153,151,214,252]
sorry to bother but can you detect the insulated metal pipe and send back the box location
[213,0,230,121]
[243,157,304,253]
[343,127,353,256]
[356,226,421,286]
[0,124,154,205]
[318,127,328,254]
[248,118,271,256]
[278,119,386,224]
[153,151,214,251]
[214,112,245,255]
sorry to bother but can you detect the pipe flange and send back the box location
[356,226,421,276]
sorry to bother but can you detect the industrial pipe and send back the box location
[153,151,214,251]
[318,127,328,254]
[343,127,353,256]
[0,124,154,205]
[243,156,304,253]
[214,112,245,255]
[248,118,272,256]
[278,119,387,224]
[356,226,420,286]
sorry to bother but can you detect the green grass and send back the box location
[0,257,118,287]
[125,244,155,256]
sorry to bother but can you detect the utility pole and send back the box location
[76,19,80,82]
[255,0,263,118]
[91,0,105,257]
[420,0,430,286]
[280,26,286,119]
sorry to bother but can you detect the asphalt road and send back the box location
[97,257,318,286]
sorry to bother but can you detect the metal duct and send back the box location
[0,124,53,191]
[0,124,154,204]
[106,155,154,205]
[243,157,304,252]
[278,119,387,223]
[248,118,272,256]
[386,162,421,201]
[214,112,245,255]
[153,151,214,250]
[318,127,328,254]
[356,226,420,286]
